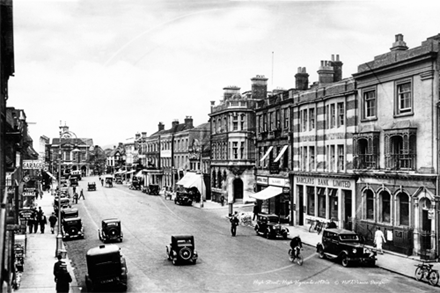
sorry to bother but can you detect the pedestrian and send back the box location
[374,227,386,254]
[101,178,104,186]
[73,192,78,204]
[33,213,39,233]
[49,212,57,234]
[78,189,85,200]
[27,214,34,234]
[55,267,72,293]
[37,207,44,220]
[53,254,64,277]
[40,213,47,233]
[252,202,260,221]
[229,211,240,236]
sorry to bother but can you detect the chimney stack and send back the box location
[330,54,343,82]
[158,122,164,131]
[295,67,309,90]
[172,119,179,128]
[141,132,147,138]
[184,116,193,128]
[135,133,141,140]
[317,60,334,84]
[251,75,268,99]
[223,86,240,101]
[390,33,408,51]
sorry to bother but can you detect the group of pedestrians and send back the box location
[27,206,47,234]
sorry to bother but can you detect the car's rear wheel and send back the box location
[318,248,326,259]
[179,247,193,261]
[341,255,350,267]
[172,258,177,265]
[254,226,259,235]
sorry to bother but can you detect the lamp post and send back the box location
[194,139,204,208]
[55,128,77,257]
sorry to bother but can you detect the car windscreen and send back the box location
[339,234,360,241]
[176,239,193,247]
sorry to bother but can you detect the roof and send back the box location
[51,137,94,147]
[102,218,120,223]
[86,244,120,256]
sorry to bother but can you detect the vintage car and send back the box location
[61,207,78,220]
[129,180,141,190]
[85,244,128,292]
[53,197,71,215]
[316,228,377,267]
[174,192,193,206]
[61,217,84,240]
[147,184,159,195]
[69,177,79,187]
[98,218,123,243]
[254,214,289,239]
[88,182,96,191]
[166,235,198,265]
[59,178,69,187]
[70,170,82,181]
[105,176,113,188]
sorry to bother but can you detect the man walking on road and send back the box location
[39,213,47,233]
[78,189,85,200]
[230,211,239,236]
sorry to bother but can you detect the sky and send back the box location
[8,0,440,150]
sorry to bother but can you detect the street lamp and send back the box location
[56,128,77,257]
[194,139,204,208]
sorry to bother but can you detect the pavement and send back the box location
[17,184,439,292]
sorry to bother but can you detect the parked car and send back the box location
[316,228,377,267]
[69,177,79,187]
[105,176,113,187]
[254,214,289,239]
[147,184,159,195]
[61,217,84,240]
[166,235,198,265]
[88,182,96,191]
[53,197,71,215]
[85,244,128,292]
[61,207,78,220]
[174,192,193,206]
[98,218,123,243]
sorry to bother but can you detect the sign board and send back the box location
[23,160,44,170]
[19,209,34,219]
[428,209,435,219]
[22,187,36,197]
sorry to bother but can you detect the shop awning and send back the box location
[260,146,273,161]
[134,170,143,177]
[274,145,288,162]
[249,186,283,200]
[176,172,198,187]
[127,170,135,174]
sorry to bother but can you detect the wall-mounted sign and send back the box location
[23,160,44,170]
[296,176,352,188]
[269,177,290,187]
[256,176,268,185]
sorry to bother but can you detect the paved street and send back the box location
[61,177,435,293]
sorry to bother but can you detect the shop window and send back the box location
[318,187,326,218]
[328,188,338,220]
[365,189,374,220]
[307,186,315,216]
[398,192,409,226]
[380,191,391,223]
[284,108,289,130]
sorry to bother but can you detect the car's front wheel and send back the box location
[266,229,271,239]
[341,255,350,267]
[318,248,326,259]
[172,258,177,265]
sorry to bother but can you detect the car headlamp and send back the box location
[352,248,357,254]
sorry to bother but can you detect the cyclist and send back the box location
[290,235,303,259]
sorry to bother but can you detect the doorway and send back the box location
[233,178,243,202]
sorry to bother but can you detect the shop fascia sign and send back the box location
[268,177,290,187]
[23,160,44,170]
[296,176,352,188]
[22,187,36,197]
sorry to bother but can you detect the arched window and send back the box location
[380,191,391,223]
[397,192,409,226]
[365,189,374,220]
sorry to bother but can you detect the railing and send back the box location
[353,154,379,170]
[387,153,416,170]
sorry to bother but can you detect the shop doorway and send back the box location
[233,178,243,202]
[344,190,352,230]
[298,185,304,225]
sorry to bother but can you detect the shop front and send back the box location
[253,176,291,224]
[294,174,356,230]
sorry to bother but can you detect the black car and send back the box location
[61,217,84,240]
[316,228,377,267]
[88,182,96,191]
[254,214,289,239]
[61,207,78,220]
[69,177,79,187]
[147,184,159,195]
[53,197,71,215]
[174,192,193,206]
[85,244,128,292]
[166,235,198,265]
[98,218,123,243]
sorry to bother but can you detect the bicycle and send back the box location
[414,261,439,286]
[308,219,324,234]
[288,246,303,266]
